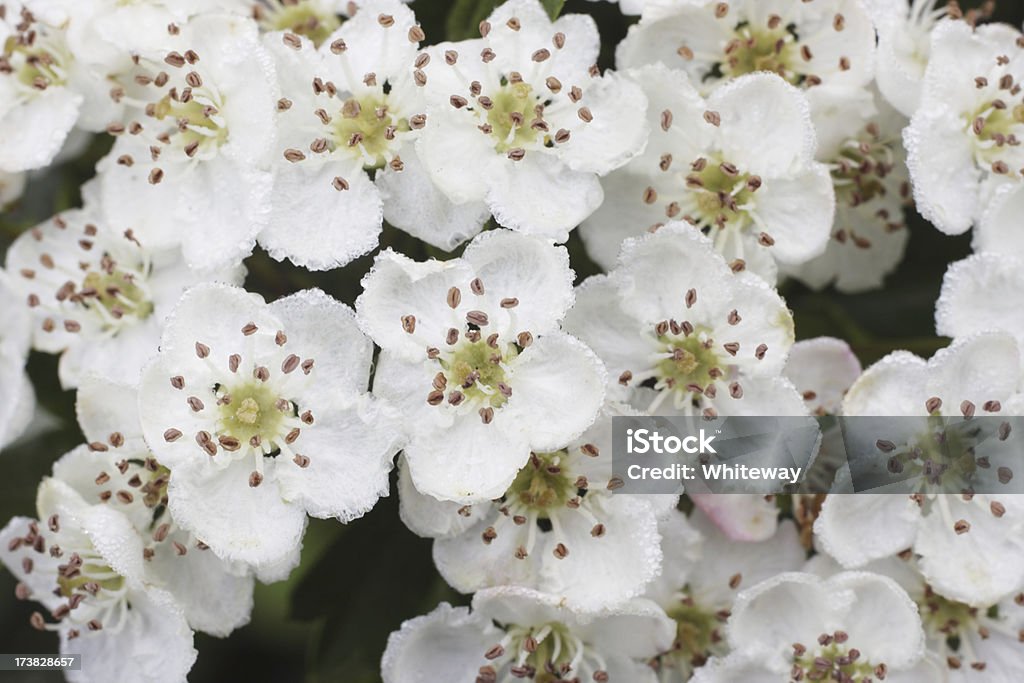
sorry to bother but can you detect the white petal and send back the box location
[924,333,1021,411]
[268,288,374,400]
[377,147,489,251]
[486,154,604,242]
[64,587,197,683]
[165,458,308,570]
[554,71,650,175]
[0,88,82,172]
[274,402,397,522]
[815,494,920,567]
[936,253,1024,351]
[397,456,487,538]
[843,351,929,417]
[75,377,142,446]
[784,337,862,415]
[976,183,1024,258]
[505,333,606,451]
[749,165,835,265]
[415,109,495,205]
[903,106,981,235]
[710,73,818,175]
[381,603,499,683]
[261,162,382,271]
[688,493,779,542]
[579,169,669,271]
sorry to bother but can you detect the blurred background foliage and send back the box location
[0,0,1020,681]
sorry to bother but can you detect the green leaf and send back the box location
[541,0,566,19]
[446,0,501,40]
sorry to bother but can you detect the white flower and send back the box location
[690,571,931,682]
[0,477,197,683]
[137,283,399,571]
[54,375,256,635]
[253,0,415,43]
[399,404,675,611]
[381,586,675,683]
[809,552,1024,679]
[579,67,834,283]
[413,0,650,242]
[616,0,876,95]
[781,88,912,293]
[903,19,1024,237]
[357,230,606,503]
[566,222,802,419]
[264,0,487,267]
[936,252,1024,361]
[863,0,953,117]
[784,337,863,416]
[4,208,245,388]
[94,13,278,271]
[0,269,35,449]
[817,333,1024,606]
[0,1,119,172]
[645,509,804,681]
[0,170,26,209]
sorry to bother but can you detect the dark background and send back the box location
[1,1,1021,681]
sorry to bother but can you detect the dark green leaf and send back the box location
[541,0,566,19]
[446,0,502,41]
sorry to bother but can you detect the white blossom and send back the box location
[0,477,197,683]
[94,13,279,271]
[817,333,1024,606]
[137,283,399,572]
[399,404,675,611]
[691,571,933,682]
[4,208,244,388]
[567,222,803,418]
[381,586,675,683]
[809,552,1024,679]
[357,230,606,503]
[863,0,953,117]
[936,252,1024,361]
[784,337,863,416]
[0,269,35,449]
[0,1,123,172]
[413,0,650,242]
[55,375,255,635]
[781,88,912,293]
[646,509,805,681]
[264,0,488,266]
[903,19,1024,237]
[579,67,834,282]
[616,0,876,95]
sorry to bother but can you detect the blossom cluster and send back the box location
[1,0,1023,681]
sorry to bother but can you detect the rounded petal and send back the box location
[165,458,308,570]
[505,333,607,451]
[749,165,835,265]
[815,494,920,567]
[261,162,382,271]
[0,88,82,173]
[784,337,862,415]
[397,456,487,538]
[381,603,499,683]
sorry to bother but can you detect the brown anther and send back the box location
[401,315,416,334]
[163,429,183,443]
[553,543,569,559]
[249,471,263,488]
[704,110,721,126]
[954,519,971,534]
[925,396,942,414]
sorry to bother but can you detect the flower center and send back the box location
[485,81,541,152]
[718,23,801,84]
[792,632,887,681]
[1,19,69,96]
[507,451,576,513]
[216,381,294,449]
[655,329,721,394]
[831,125,900,207]
[332,95,410,169]
[80,264,155,324]
[258,0,342,47]
[150,95,229,154]
[661,595,726,673]
[481,622,610,682]
[435,338,518,410]
[920,584,982,644]
[967,98,1024,178]
[682,156,761,232]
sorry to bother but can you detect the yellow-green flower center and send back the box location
[485,82,540,152]
[685,157,758,230]
[506,451,576,513]
[718,23,801,85]
[260,0,342,47]
[3,36,67,90]
[82,268,154,324]
[216,382,293,448]
[332,95,410,169]
[438,339,518,409]
[655,328,721,394]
